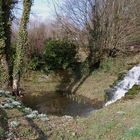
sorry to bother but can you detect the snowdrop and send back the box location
[24,107,32,114]
[26,110,39,119]
[0,91,49,122]
[38,114,49,121]
[10,120,20,128]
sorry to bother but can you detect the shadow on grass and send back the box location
[26,118,48,140]
[57,60,101,97]
[0,105,48,139]
[0,108,9,139]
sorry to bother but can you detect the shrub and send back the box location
[43,39,78,71]
[29,53,44,70]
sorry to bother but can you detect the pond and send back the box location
[22,92,103,117]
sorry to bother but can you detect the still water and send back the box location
[22,92,102,117]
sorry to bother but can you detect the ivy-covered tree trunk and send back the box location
[13,0,32,95]
[0,0,13,89]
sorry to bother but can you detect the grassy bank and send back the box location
[0,53,140,139]
[21,53,140,101]
[1,85,140,139]
[77,92,140,140]
[0,93,83,140]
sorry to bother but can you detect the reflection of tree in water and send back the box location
[38,97,65,114]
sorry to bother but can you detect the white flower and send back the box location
[10,121,19,128]
[26,113,37,119]
[1,103,14,109]
[32,110,39,115]
[24,107,32,113]
[12,101,21,106]
[38,114,49,121]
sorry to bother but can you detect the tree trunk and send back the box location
[0,0,13,89]
[13,0,32,95]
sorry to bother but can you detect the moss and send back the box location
[110,71,127,88]
[127,85,140,96]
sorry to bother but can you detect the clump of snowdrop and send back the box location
[0,103,13,109]
[26,110,39,119]
[0,91,49,122]
[38,114,49,121]
[0,98,21,109]
[23,107,32,114]
[26,110,49,121]
[0,90,11,97]
[10,120,20,128]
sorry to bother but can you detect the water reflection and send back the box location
[22,92,102,117]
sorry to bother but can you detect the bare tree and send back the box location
[56,0,140,60]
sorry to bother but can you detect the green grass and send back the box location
[21,53,140,102]
[0,95,48,139]
[124,126,140,139]
[0,53,140,139]
[77,91,140,140]
[127,85,140,96]
[0,127,5,137]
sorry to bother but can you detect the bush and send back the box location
[44,39,78,71]
[29,53,45,70]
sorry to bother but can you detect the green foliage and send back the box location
[13,0,32,80]
[29,53,44,70]
[0,1,4,39]
[44,39,78,71]
[0,0,15,88]
[110,71,127,88]
[100,57,114,72]
[0,127,5,137]
[127,85,140,96]
[124,126,140,139]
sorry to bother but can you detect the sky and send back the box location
[31,0,56,22]
[31,0,66,22]
[15,0,64,22]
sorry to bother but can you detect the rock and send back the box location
[105,88,117,101]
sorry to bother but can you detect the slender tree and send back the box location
[13,0,32,95]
